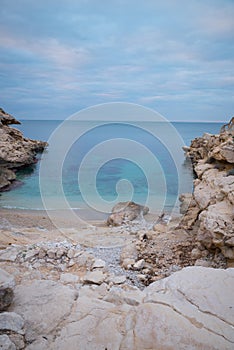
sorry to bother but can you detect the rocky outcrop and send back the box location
[0,266,232,349]
[0,268,25,350]
[0,108,47,190]
[181,118,234,266]
[107,201,149,226]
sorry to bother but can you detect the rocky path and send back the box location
[0,214,234,349]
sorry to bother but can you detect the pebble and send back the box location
[111,275,127,285]
[133,259,145,270]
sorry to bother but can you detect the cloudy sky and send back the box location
[0,0,233,121]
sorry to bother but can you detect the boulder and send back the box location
[107,201,149,226]
[48,267,234,350]
[11,280,78,342]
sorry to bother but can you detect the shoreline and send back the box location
[0,206,177,231]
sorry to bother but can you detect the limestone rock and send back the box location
[0,334,16,350]
[0,312,25,335]
[0,268,15,311]
[48,266,234,350]
[11,280,78,342]
[0,108,47,190]
[92,258,106,269]
[83,271,107,285]
[107,201,149,226]
[60,273,80,284]
[0,246,21,262]
[181,121,234,263]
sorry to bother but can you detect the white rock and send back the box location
[0,312,25,335]
[111,275,126,285]
[83,271,107,285]
[122,258,135,269]
[12,280,78,342]
[60,273,79,284]
[67,248,75,259]
[0,246,21,262]
[47,249,56,259]
[0,334,16,350]
[133,259,145,270]
[0,268,15,289]
[92,258,106,269]
[24,249,39,261]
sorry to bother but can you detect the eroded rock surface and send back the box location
[0,108,47,190]
[4,266,232,350]
[181,118,234,266]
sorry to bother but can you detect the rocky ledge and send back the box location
[180,117,234,266]
[1,265,233,350]
[0,108,47,191]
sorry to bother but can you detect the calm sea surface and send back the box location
[0,121,223,215]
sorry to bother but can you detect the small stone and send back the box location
[67,248,75,259]
[38,248,46,259]
[0,268,15,290]
[191,248,202,259]
[56,247,66,259]
[121,258,135,270]
[60,273,80,284]
[92,259,106,269]
[195,259,212,267]
[0,246,21,262]
[137,230,148,240]
[111,275,127,285]
[68,259,76,267]
[0,312,25,335]
[8,334,25,350]
[24,249,39,262]
[133,259,145,270]
[47,249,56,259]
[83,271,107,285]
[226,237,234,247]
[153,223,166,233]
[0,334,16,350]
[32,262,41,269]
[137,274,147,281]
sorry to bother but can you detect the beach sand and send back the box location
[0,207,163,249]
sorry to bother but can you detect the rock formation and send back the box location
[107,201,149,226]
[0,108,47,191]
[180,117,234,266]
[0,264,233,349]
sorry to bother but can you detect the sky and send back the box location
[0,0,233,121]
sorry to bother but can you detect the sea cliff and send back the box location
[180,117,234,266]
[0,108,47,191]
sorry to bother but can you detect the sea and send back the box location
[0,120,223,217]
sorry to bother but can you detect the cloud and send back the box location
[0,0,233,120]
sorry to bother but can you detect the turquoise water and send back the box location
[0,120,223,215]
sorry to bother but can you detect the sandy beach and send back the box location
[0,207,164,252]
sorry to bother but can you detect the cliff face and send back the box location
[181,118,234,265]
[0,108,48,190]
